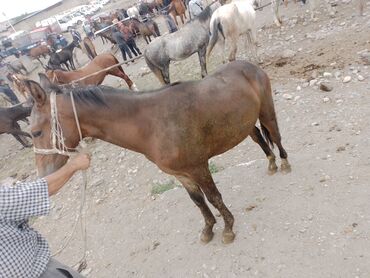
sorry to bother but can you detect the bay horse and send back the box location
[144,3,220,84]
[79,37,98,60]
[0,103,32,147]
[28,45,51,66]
[48,41,78,71]
[24,60,291,244]
[207,0,258,63]
[128,18,160,44]
[45,53,138,90]
[169,0,187,25]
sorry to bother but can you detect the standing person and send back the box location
[0,79,20,105]
[111,26,133,62]
[83,22,94,39]
[189,0,204,19]
[118,22,142,57]
[163,10,178,33]
[70,28,82,45]
[0,153,91,278]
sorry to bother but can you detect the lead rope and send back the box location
[46,91,89,273]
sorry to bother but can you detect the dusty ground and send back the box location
[1,0,370,277]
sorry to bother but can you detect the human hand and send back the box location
[68,153,91,172]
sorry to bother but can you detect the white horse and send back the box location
[207,0,258,63]
[127,5,140,19]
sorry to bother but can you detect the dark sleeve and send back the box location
[0,178,50,222]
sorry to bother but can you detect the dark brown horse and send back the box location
[0,103,32,147]
[46,53,137,90]
[128,18,160,44]
[24,61,290,244]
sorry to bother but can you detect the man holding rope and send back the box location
[0,153,90,278]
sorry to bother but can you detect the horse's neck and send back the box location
[76,94,149,154]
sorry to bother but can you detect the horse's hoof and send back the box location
[280,160,291,174]
[268,165,278,176]
[222,231,235,244]
[131,84,139,92]
[200,230,214,244]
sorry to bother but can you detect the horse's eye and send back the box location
[32,131,42,138]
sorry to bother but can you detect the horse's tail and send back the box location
[152,21,161,36]
[260,123,274,149]
[207,17,224,60]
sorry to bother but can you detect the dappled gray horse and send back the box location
[144,2,220,84]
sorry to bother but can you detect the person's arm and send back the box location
[45,153,90,196]
[0,153,90,222]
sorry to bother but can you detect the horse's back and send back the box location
[146,61,264,163]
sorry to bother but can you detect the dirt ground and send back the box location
[1,0,370,277]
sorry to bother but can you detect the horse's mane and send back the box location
[61,82,185,107]
[197,5,212,22]
[62,85,121,107]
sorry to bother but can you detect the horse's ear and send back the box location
[23,80,47,108]
[39,73,53,93]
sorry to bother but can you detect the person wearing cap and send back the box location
[111,23,133,62]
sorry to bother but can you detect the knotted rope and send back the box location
[33,91,89,272]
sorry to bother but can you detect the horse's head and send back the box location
[24,74,80,177]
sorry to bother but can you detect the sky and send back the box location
[0,0,61,22]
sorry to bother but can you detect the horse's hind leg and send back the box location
[250,126,278,175]
[176,175,216,243]
[187,165,235,244]
[259,105,291,173]
[198,46,207,78]
[112,66,137,91]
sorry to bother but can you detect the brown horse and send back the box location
[25,61,290,244]
[128,18,160,44]
[79,37,98,60]
[45,53,137,90]
[169,0,187,25]
[28,45,50,66]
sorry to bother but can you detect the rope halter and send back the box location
[33,91,83,156]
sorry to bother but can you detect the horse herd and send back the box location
[1,0,366,244]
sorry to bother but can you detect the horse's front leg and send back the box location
[272,0,282,26]
[70,58,76,70]
[228,36,238,62]
[176,175,216,243]
[198,46,207,78]
[180,165,235,244]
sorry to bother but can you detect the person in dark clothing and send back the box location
[70,29,82,45]
[112,26,133,62]
[164,11,178,33]
[0,80,20,105]
[118,23,142,57]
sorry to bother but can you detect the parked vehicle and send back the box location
[68,12,85,25]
